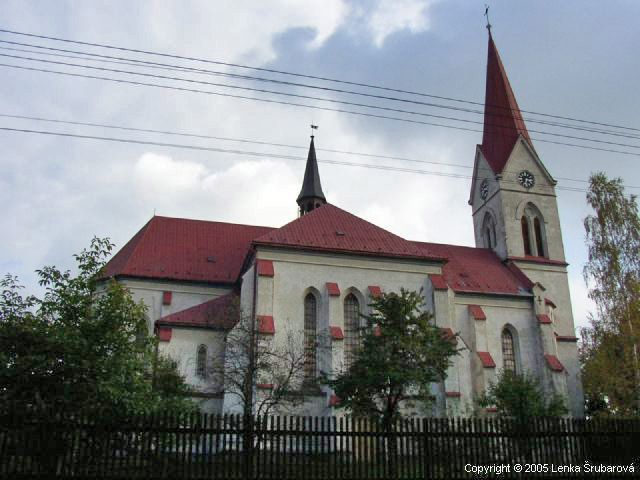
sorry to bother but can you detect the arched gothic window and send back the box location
[303,293,317,382]
[521,216,532,256]
[482,213,496,250]
[534,217,544,257]
[196,344,207,379]
[344,293,360,369]
[501,328,516,373]
[521,203,547,258]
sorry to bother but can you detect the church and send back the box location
[104,32,584,417]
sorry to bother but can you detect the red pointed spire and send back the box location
[480,32,533,174]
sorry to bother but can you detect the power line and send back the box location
[3,61,639,160]
[1,39,637,141]
[1,27,637,134]
[0,125,613,194]
[4,112,637,189]
[3,53,640,154]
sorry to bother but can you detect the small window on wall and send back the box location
[501,328,516,373]
[196,344,207,379]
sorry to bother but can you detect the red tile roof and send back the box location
[326,282,340,296]
[555,334,578,342]
[257,260,275,277]
[545,298,557,308]
[157,326,172,342]
[155,292,238,330]
[257,316,275,335]
[330,326,344,340]
[416,243,532,296]
[469,305,487,320]
[537,314,552,325]
[544,354,565,372]
[368,285,382,298]
[253,204,444,261]
[429,274,448,291]
[477,351,496,368]
[440,327,458,345]
[480,33,534,174]
[104,216,273,284]
[106,211,532,298]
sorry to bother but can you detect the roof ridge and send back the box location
[153,215,274,230]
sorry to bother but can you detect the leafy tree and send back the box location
[0,237,195,417]
[580,173,640,416]
[327,289,459,428]
[479,369,568,421]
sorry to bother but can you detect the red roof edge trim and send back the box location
[537,314,552,325]
[485,407,498,413]
[257,315,275,335]
[468,305,486,320]
[257,383,274,390]
[445,391,461,398]
[329,395,341,407]
[429,274,448,291]
[330,326,344,340]
[157,327,172,342]
[257,260,274,277]
[162,291,172,306]
[326,282,340,296]
[508,256,569,267]
[368,285,382,298]
[440,327,457,345]
[477,351,496,368]
[545,298,557,308]
[544,354,565,372]
[555,334,578,343]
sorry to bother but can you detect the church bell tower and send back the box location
[297,135,326,216]
[469,31,566,264]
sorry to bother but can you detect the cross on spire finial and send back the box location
[484,5,492,33]
[310,124,318,138]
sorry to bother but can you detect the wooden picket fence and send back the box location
[1,411,639,479]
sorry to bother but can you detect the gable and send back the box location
[253,203,444,261]
[501,136,556,190]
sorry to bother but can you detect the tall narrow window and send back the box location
[344,293,360,369]
[196,344,207,379]
[485,228,492,248]
[534,217,545,257]
[521,216,532,256]
[303,293,317,382]
[501,329,516,373]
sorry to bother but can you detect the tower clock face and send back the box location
[518,170,535,189]
[480,179,489,199]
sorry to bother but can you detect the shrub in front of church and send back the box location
[479,369,567,421]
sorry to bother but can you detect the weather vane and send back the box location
[310,124,318,138]
[484,5,492,32]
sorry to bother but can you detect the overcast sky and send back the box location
[2,0,639,334]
